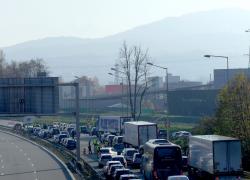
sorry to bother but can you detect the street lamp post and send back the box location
[147,62,170,140]
[245,29,250,68]
[204,54,229,85]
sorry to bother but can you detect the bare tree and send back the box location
[2,58,49,78]
[119,42,151,120]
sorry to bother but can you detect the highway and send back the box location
[0,130,70,180]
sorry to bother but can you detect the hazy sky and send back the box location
[1,0,250,47]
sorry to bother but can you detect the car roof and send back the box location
[101,153,112,157]
[107,161,121,164]
[120,174,137,177]
[112,155,124,158]
[114,168,129,172]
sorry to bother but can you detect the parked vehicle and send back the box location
[132,153,142,168]
[121,148,138,164]
[158,129,167,139]
[64,138,76,150]
[119,174,138,180]
[113,168,131,180]
[33,127,41,136]
[107,164,124,178]
[101,132,111,143]
[54,134,69,143]
[48,128,60,138]
[112,155,127,167]
[168,175,189,180]
[172,131,191,138]
[188,135,242,179]
[141,140,182,180]
[98,147,117,158]
[123,121,157,147]
[113,136,123,145]
[96,116,132,134]
[38,129,49,138]
[90,127,98,136]
[98,154,113,168]
[113,143,125,155]
[107,134,115,146]
[80,126,88,134]
[103,161,122,175]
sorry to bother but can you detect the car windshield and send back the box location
[100,149,109,154]
[102,155,112,160]
[127,150,137,156]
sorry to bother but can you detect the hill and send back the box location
[3,9,250,83]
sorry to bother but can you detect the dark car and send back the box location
[158,129,167,139]
[132,153,142,168]
[113,143,125,155]
[80,126,88,134]
[113,169,131,180]
[90,127,98,136]
[49,128,60,138]
[119,174,138,180]
[65,139,76,150]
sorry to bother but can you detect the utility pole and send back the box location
[75,82,80,161]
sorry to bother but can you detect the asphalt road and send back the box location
[0,131,70,180]
[79,134,143,179]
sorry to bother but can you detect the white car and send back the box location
[98,147,117,158]
[103,161,122,175]
[98,154,112,168]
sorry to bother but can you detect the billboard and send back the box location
[0,77,59,115]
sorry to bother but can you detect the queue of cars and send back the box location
[24,123,77,150]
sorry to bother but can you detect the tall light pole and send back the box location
[147,62,170,140]
[245,29,250,68]
[204,54,229,85]
[108,72,125,116]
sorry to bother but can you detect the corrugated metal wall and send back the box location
[0,77,59,114]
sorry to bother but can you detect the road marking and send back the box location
[0,155,2,158]
[31,163,34,167]
[19,149,23,152]
[15,145,18,148]
[0,173,4,176]
[11,142,14,145]
[0,159,3,163]
[34,171,37,174]
[24,153,27,156]
[1,165,4,168]
[28,158,31,161]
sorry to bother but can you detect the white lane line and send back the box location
[31,163,34,167]
[24,153,27,156]
[11,142,14,145]
[0,173,4,176]
[0,159,3,163]
[1,165,4,168]
[19,149,23,152]
[27,158,31,161]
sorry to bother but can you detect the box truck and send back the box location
[188,135,242,179]
[96,116,132,134]
[123,121,157,147]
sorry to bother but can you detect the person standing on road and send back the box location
[88,139,92,154]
